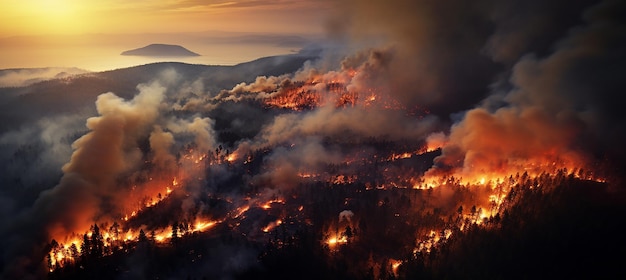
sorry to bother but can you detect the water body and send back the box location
[0,33,310,72]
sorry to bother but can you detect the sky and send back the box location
[0,0,331,70]
[0,0,329,36]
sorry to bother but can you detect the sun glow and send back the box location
[7,0,90,35]
[39,0,78,16]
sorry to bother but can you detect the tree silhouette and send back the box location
[80,233,90,260]
[138,229,148,243]
[171,222,180,245]
[344,226,353,240]
[90,224,104,258]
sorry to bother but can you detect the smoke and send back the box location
[427,0,626,178]
[0,73,219,278]
[0,67,89,88]
[149,126,177,172]
[325,0,501,117]
[0,81,167,278]
[0,113,87,194]
[339,210,354,224]
[483,0,600,63]
[250,136,344,190]
[427,107,586,178]
[238,104,439,152]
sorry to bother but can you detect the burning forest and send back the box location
[2,0,626,279]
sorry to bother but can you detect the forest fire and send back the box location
[37,63,610,278]
[262,220,283,233]
[326,235,348,249]
[0,2,618,277]
[1,0,624,279]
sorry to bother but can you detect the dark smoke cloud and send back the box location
[484,0,601,63]
[326,0,607,119]
[326,0,500,117]
[428,0,626,177]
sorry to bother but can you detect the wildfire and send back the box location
[386,151,419,161]
[262,220,283,233]
[254,67,418,113]
[259,198,285,210]
[326,235,348,248]
[226,153,237,163]
[40,52,612,278]
[44,146,220,271]
[390,259,402,278]
[232,205,250,219]
[194,220,217,232]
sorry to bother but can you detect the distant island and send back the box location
[121,44,200,57]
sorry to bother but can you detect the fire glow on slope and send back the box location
[41,47,608,276]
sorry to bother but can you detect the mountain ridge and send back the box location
[0,52,319,133]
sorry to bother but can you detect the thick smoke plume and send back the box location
[0,75,222,278]
[1,82,166,278]
[428,0,626,180]
[326,0,499,116]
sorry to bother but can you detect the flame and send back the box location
[194,220,216,232]
[258,68,413,112]
[262,220,283,233]
[390,259,402,277]
[326,235,348,247]
[259,198,285,210]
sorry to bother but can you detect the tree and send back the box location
[90,224,104,257]
[138,229,148,243]
[150,230,157,244]
[46,239,60,271]
[344,226,353,240]
[69,243,79,263]
[171,222,180,245]
[46,252,54,272]
[109,222,120,250]
[81,233,90,260]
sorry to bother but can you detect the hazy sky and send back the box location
[0,0,333,70]
[0,0,330,37]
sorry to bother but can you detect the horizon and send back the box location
[0,1,330,71]
[0,31,324,72]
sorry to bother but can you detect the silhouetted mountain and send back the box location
[121,44,201,57]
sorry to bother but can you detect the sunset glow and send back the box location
[0,0,329,71]
[1,0,328,37]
